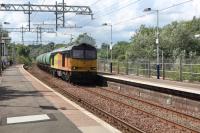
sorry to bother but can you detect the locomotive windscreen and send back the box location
[85,50,96,59]
[72,44,96,59]
[72,50,84,59]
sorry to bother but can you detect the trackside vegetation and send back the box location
[7,17,200,81]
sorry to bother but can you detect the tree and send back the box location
[15,44,32,66]
[97,43,110,59]
[112,41,130,61]
[75,33,96,47]
[129,25,156,60]
[17,45,30,57]
[126,18,200,61]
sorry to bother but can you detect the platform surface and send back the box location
[101,73,200,95]
[0,65,120,133]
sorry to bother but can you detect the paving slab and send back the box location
[0,66,81,133]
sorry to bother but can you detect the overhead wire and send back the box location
[22,0,194,44]
[31,0,46,23]
[95,0,141,17]
[73,0,139,30]
[92,0,130,15]
[113,0,194,25]
[81,0,194,36]
[65,0,111,35]
[81,0,141,27]
[90,0,104,6]
[80,0,131,26]
[66,0,105,23]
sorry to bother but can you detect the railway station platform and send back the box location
[100,73,200,101]
[0,65,120,133]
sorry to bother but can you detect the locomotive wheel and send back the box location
[52,70,56,77]
[61,72,67,81]
[66,72,71,82]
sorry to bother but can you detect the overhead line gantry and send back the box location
[4,27,55,45]
[0,1,93,31]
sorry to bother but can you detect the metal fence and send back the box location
[97,58,200,82]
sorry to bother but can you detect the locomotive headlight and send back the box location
[72,66,78,70]
[91,67,96,70]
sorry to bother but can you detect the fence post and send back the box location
[110,62,112,73]
[179,56,183,81]
[190,58,193,81]
[97,59,99,72]
[137,61,139,76]
[148,59,151,78]
[117,60,119,74]
[126,60,129,75]
[191,63,193,81]
[146,61,148,77]
[162,51,165,80]
[103,60,106,72]
[163,61,165,80]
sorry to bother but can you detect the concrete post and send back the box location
[126,60,128,75]
[148,59,151,78]
[117,60,119,74]
[103,60,106,72]
[136,61,139,76]
[179,56,183,81]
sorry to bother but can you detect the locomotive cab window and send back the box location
[85,50,96,59]
[72,50,84,59]
[72,44,97,59]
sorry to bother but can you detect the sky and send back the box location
[0,0,199,46]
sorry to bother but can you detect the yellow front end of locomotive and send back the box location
[69,58,97,72]
[50,53,97,72]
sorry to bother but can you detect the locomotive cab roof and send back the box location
[51,43,96,55]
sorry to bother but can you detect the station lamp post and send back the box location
[0,22,10,76]
[144,8,160,79]
[102,23,113,73]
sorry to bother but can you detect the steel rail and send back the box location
[82,88,199,133]
[51,85,145,133]
[106,87,200,119]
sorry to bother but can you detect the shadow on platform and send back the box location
[0,86,43,101]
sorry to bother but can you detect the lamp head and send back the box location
[102,23,108,26]
[144,8,152,12]
[3,22,10,25]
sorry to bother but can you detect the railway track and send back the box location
[28,65,200,133]
[47,79,198,132]
[47,81,145,133]
[84,87,200,132]
[107,81,200,119]
[54,83,196,133]
[28,66,145,133]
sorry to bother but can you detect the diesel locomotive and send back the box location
[36,34,97,83]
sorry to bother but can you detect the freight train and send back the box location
[36,34,97,83]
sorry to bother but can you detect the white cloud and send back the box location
[152,0,200,25]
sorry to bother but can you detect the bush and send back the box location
[17,56,32,66]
